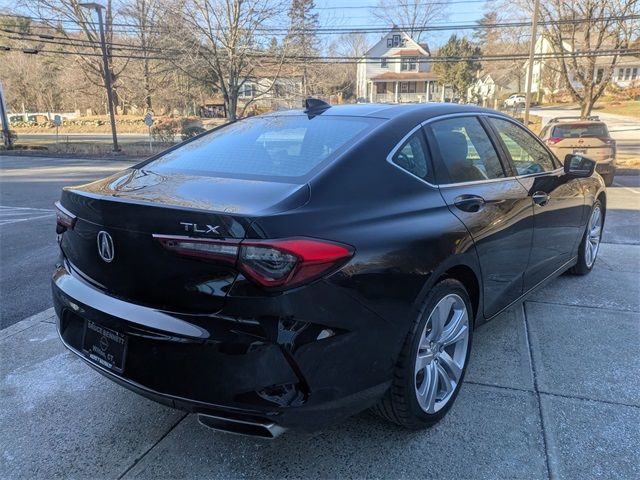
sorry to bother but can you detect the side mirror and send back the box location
[564,154,596,178]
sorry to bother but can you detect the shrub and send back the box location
[181,125,206,140]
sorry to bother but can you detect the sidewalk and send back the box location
[1,239,638,480]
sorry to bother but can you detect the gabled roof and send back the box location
[362,27,430,58]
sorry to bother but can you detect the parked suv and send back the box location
[503,94,526,108]
[539,116,616,186]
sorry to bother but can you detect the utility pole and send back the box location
[523,0,540,126]
[80,2,120,152]
[0,80,13,150]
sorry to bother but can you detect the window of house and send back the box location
[632,68,638,80]
[618,68,624,79]
[387,38,393,48]
[596,68,604,83]
[393,35,401,47]
[489,117,557,174]
[400,57,417,71]
[625,68,631,80]
[376,82,386,94]
[430,117,505,183]
[392,130,430,179]
[381,57,388,68]
[241,83,255,98]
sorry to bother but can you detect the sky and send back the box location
[0,0,489,49]
[315,0,488,47]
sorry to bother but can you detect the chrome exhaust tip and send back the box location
[197,413,286,439]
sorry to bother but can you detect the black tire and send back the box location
[569,200,603,275]
[372,278,473,429]
[602,173,614,187]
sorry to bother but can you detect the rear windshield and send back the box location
[145,115,381,181]
[551,123,609,138]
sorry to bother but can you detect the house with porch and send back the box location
[356,28,446,103]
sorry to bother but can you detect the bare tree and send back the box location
[21,0,128,114]
[120,0,167,111]
[371,0,448,43]
[537,0,639,117]
[170,0,288,121]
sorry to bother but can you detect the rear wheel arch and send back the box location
[439,265,480,325]
[597,190,607,219]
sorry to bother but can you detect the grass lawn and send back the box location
[593,100,640,118]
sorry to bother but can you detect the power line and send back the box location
[1,13,637,36]
[2,42,638,63]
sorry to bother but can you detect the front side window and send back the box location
[146,115,381,181]
[430,117,505,184]
[489,117,556,174]
[392,130,429,180]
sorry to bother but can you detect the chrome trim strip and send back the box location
[385,110,564,190]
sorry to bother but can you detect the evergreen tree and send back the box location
[287,0,320,95]
[434,35,482,100]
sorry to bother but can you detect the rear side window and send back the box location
[392,130,430,179]
[430,116,505,184]
[489,117,556,174]
[146,115,380,180]
[551,123,608,138]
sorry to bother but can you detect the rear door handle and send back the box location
[532,191,549,206]
[454,195,486,213]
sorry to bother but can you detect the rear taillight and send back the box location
[546,137,562,145]
[54,201,77,233]
[153,235,354,290]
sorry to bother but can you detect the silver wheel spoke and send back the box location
[435,362,454,398]
[440,309,468,346]
[439,351,462,382]
[415,351,430,376]
[417,361,439,413]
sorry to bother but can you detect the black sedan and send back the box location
[52,101,605,438]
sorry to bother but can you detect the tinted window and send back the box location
[490,117,556,174]
[392,130,430,179]
[430,117,505,184]
[146,115,380,180]
[551,123,609,138]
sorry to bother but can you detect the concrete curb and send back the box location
[0,307,56,341]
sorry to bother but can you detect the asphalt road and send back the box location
[16,133,149,144]
[1,155,639,329]
[0,156,134,328]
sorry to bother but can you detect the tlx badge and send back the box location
[180,222,220,234]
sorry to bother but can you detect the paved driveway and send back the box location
[1,182,639,479]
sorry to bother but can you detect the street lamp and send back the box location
[79,2,120,152]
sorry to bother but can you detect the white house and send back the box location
[356,28,445,103]
[467,73,521,107]
[526,35,640,94]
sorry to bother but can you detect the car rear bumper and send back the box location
[52,262,393,431]
[595,159,616,176]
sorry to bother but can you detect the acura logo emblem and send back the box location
[97,231,115,263]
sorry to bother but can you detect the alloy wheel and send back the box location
[585,205,602,268]
[414,293,469,414]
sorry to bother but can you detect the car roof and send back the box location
[262,102,499,121]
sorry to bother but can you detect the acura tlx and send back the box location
[53,100,605,438]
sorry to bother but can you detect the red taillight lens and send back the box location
[54,201,76,233]
[239,239,354,288]
[546,137,562,145]
[153,235,354,289]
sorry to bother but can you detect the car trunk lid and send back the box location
[58,168,310,313]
